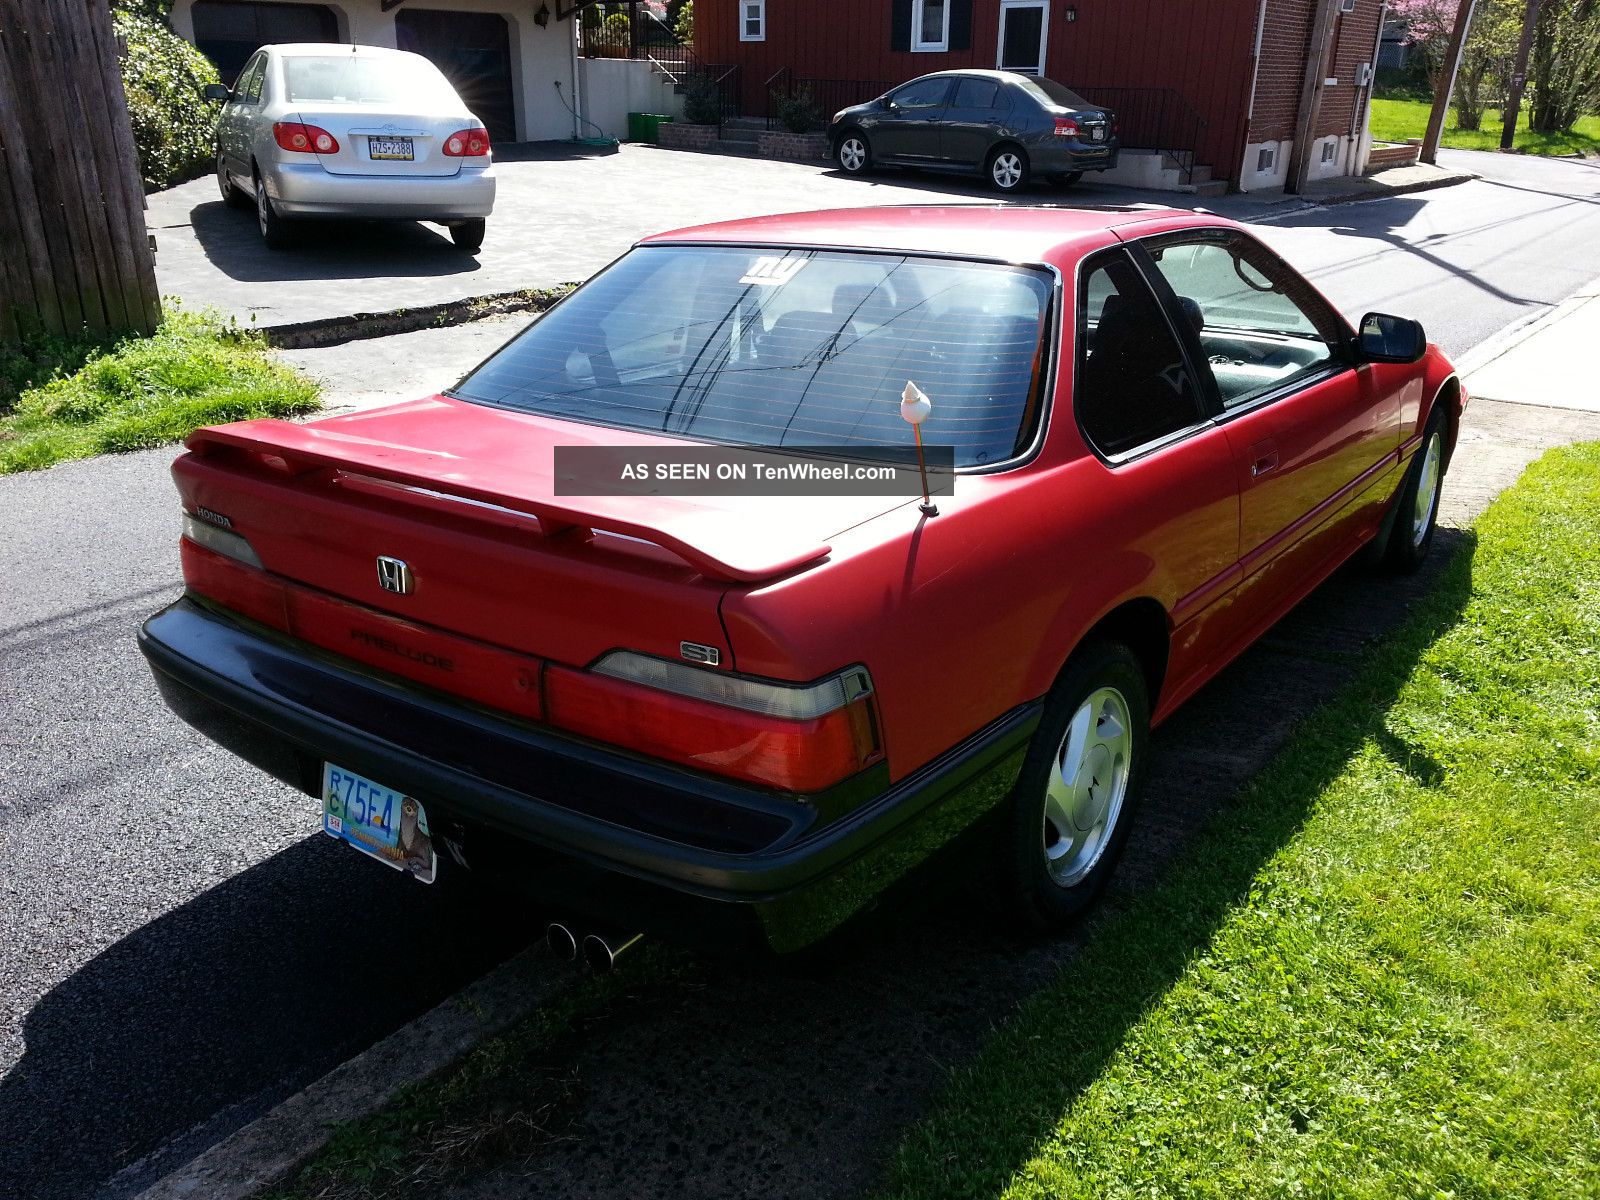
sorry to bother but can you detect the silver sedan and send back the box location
[205,44,496,252]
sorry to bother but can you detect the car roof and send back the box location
[265,43,420,59]
[641,205,1228,266]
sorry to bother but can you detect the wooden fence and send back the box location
[0,0,161,343]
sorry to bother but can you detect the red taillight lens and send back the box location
[545,658,881,793]
[442,127,490,157]
[1054,117,1080,138]
[181,538,288,631]
[273,122,339,154]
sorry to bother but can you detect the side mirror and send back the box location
[203,83,232,103]
[1356,312,1426,364]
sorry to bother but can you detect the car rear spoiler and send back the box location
[183,422,832,585]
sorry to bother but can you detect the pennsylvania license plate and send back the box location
[1090,127,1106,142]
[369,136,414,161]
[322,762,436,883]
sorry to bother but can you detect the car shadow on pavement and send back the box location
[436,532,1479,1200]
[186,199,486,284]
[0,835,531,1200]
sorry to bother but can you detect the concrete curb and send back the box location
[258,285,572,351]
[133,946,565,1200]
[1454,270,1600,378]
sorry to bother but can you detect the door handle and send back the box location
[1248,438,1279,478]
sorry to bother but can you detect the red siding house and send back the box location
[696,0,1387,192]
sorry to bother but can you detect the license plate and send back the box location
[322,763,436,883]
[369,136,414,161]
[1090,127,1106,142]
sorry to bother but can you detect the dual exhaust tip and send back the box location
[546,922,642,973]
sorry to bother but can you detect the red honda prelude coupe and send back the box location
[140,206,1463,955]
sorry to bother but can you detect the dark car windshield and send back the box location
[1015,76,1091,110]
[451,246,1054,468]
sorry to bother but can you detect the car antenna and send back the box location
[900,380,938,518]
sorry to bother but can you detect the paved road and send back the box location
[3,149,1598,1200]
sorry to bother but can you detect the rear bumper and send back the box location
[265,161,496,219]
[138,598,1036,952]
[1032,141,1120,174]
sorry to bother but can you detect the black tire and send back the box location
[998,641,1150,933]
[1057,170,1085,188]
[450,218,486,252]
[218,153,249,209]
[255,173,293,250]
[835,130,872,175]
[1381,405,1448,573]
[986,145,1031,193]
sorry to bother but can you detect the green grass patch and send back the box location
[1371,97,1600,157]
[879,442,1600,1199]
[264,946,696,1200]
[0,307,319,474]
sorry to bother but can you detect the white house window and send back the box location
[913,0,949,51]
[739,0,765,41]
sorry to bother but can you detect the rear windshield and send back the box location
[282,54,457,105]
[452,246,1054,468]
[1015,77,1091,110]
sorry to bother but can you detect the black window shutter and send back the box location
[891,0,912,51]
[950,0,973,51]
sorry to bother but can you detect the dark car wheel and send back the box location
[1382,406,1448,573]
[218,153,249,209]
[836,131,872,175]
[998,641,1149,933]
[255,174,293,250]
[987,146,1030,193]
[1056,170,1084,188]
[450,218,486,253]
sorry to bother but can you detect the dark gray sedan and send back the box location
[829,70,1118,193]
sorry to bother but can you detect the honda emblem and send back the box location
[376,556,414,595]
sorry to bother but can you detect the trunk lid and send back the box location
[174,397,913,672]
[296,104,473,178]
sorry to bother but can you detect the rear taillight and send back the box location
[1054,117,1079,138]
[183,511,262,568]
[442,128,490,157]
[545,653,881,793]
[273,122,339,154]
[181,538,287,630]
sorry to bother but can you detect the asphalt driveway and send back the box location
[148,141,1301,330]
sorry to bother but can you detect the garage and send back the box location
[394,9,517,144]
[190,0,339,85]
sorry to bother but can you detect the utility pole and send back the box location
[1499,0,1544,150]
[1421,0,1478,164]
[1285,0,1340,193]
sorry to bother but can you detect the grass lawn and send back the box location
[1371,96,1600,156]
[878,442,1600,1198]
[0,307,319,474]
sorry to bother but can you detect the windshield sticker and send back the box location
[740,256,806,287]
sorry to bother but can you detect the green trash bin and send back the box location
[626,112,649,142]
[640,113,673,143]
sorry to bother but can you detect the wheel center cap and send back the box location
[1073,743,1113,831]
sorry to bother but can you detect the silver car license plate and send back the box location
[369,136,414,161]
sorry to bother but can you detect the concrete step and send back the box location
[1189,163,1213,186]
[1188,178,1229,197]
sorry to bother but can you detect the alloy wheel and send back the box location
[992,151,1024,189]
[839,137,866,172]
[256,179,270,237]
[1042,686,1132,887]
[1412,430,1443,547]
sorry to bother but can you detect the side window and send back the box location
[891,77,951,110]
[1144,233,1343,411]
[1077,251,1206,457]
[237,54,266,103]
[951,78,1002,109]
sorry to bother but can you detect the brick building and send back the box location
[697,0,1388,191]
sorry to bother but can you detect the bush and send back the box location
[114,8,222,189]
[682,72,723,125]
[773,84,823,134]
[672,0,694,44]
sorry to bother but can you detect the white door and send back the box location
[997,0,1049,76]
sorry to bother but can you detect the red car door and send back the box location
[1136,230,1402,639]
